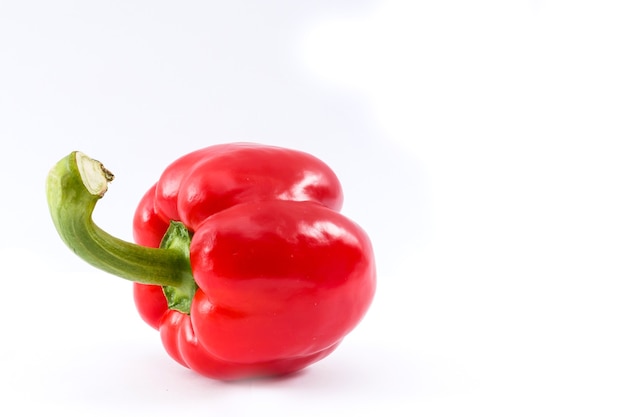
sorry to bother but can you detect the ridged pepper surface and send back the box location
[47,143,376,380]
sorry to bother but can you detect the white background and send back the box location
[1,1,625,415]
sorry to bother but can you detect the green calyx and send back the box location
[159,221,198,314]
[46,151,197,314]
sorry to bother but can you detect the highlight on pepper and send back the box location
[46,142,376,380]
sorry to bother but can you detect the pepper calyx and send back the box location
[160,221,197,315]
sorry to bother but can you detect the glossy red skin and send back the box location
[152,142,343,231]
[159,310,339,380]
[132,143,375,380]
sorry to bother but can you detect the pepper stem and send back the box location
[46,151,197,313]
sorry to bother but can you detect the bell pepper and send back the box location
[46,143,376,380]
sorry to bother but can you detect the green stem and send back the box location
[46,151,197,313]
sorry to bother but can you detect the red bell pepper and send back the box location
[46,143,376,380]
